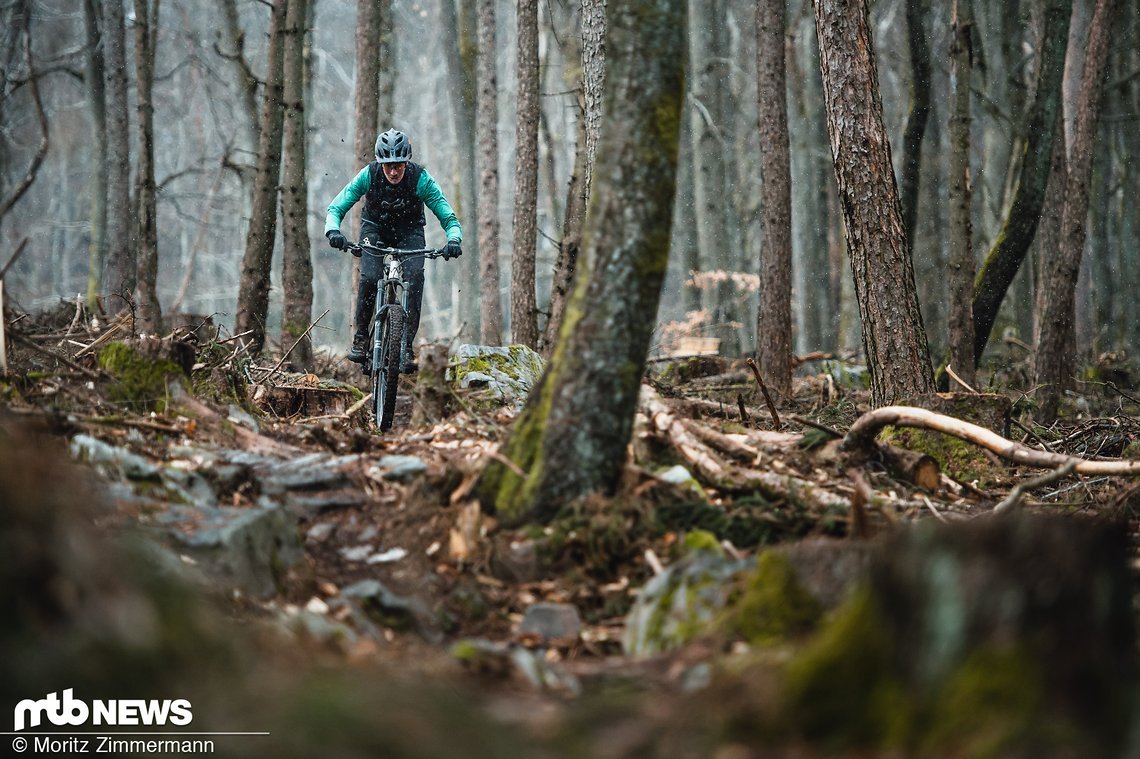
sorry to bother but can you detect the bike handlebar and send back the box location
[346,241,447,260]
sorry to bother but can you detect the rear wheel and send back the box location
[372,305,405,431]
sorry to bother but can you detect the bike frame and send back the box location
[358,243,441,359]
[347,241,445,430]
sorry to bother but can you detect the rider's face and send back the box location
[382,162,407,185]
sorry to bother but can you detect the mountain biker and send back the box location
[324,128,463,372]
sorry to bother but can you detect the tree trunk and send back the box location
[755,0,792,396]
[788,16,835,353]
[133,0,162,335]
[970,0,1071,366]
[476,0,685,524]
[348,0,381,340]
[580,0,606,202]
[814,0,934,405]
[442,0,481,342]
[947,0,975,387]
[1032,111,1067,348]
[475,0,502,344]
[280,0,313,370]
[543,0,606,352]
[83,0,107,308]
[510,0,539,348]
[101,0,134,307]
[688,0,735,355]
[235,0,287,354]
[218,0,259,156]
[1035,0,1117,421]
[899,0,931,246]
[543,96,586,354]
[352,0,381,175]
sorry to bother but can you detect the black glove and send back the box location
[326,230,348,250]
[443,239,462,260]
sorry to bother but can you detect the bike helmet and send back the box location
[375,129,412,163]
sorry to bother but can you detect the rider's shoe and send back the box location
[348,334,367,364]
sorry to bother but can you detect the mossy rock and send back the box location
[781,587,914,749]
[722,550,823,645]
[623,539,749,656]
[98,339,192,412]
[448,344,545,408]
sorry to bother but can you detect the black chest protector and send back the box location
[362,161,426,231]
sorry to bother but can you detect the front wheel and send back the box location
[372,305,405,431]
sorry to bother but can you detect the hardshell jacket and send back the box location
[324,161,462,243]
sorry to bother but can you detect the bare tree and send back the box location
[133,0,162,334]
[476,0,685,524]
[475,0,502,343]
[218,0,259,156]
[280,0,313,369]
[0,0,48,223]
[101,0,134,306]
[1035,0,1117,420]
[442,0,482,342]
[544,96,586,354]
[899,0,931,244]
[814,0,935,404]
[83,0,106,307]
[947,0,975,386]
[970,0,1071,366]
[510,0,540,348]
[580,0,605,198]
[544,0,606,352]
[688,0,735,354]
[755,0,792,396]
[348,0,393,304]
[235,0,287,353]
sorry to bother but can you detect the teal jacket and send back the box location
[324,164,463,243]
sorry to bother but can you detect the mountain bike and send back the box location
[347,241,447,431]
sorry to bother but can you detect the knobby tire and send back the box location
[373,305,405,431]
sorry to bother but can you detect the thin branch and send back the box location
[0,238,30,279]
[10,332,103,380]
[745,357,782,431]
[945,364,978,393]
[259,308,330,383]
[0,6,50,221]
[993,462,1077,515]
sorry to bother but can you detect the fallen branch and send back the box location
[843,406,1140,476]
[994,462,1077,515]
[11,331,102,380]
[640,387,850,512]
[74,317,127,358]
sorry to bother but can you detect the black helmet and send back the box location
[375,129,412,163]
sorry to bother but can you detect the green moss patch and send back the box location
[723,551,822,645]
[98,341,187,412]
[883,427,1003,487]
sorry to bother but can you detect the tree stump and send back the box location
[412,343,451,427]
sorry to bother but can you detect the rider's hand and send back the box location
[443,239,462,260]
[326,230,348,250]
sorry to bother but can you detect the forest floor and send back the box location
[3,302,1139,757]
